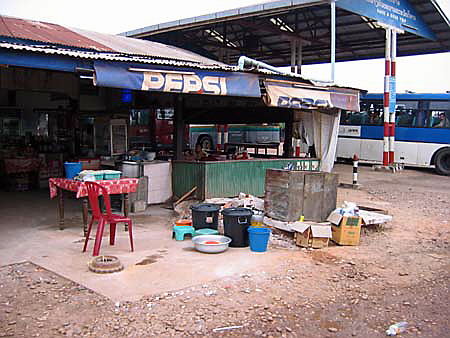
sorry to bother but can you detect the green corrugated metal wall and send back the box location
[172,162,205,199]
[173,159,320,199]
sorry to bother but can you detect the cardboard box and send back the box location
[291,221,332,249]
[327,211,362,246]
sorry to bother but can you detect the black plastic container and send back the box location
[221,207,253,247]
[190,203,220,230]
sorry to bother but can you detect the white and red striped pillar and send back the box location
[216,124,222,151]
[383,28,391,167]
[389,31,397,165]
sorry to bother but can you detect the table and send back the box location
[49,178,139,235]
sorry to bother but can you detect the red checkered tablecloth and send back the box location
[48,178,139,199]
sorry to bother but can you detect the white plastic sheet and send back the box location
[295,110,341,172]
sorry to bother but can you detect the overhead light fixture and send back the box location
[204,29,237,48]
[270,17,294,33]
[361,16,377,30]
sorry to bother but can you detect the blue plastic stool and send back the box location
[172,226,195,241]
[193,228,220,237]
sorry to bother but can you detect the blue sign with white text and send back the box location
[336,0,436,40]
[94,61,261,98]
[389,77,396,112]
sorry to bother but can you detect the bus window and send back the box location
[413,110,427,128]
[431,111,450,128]
[396,109,414,127]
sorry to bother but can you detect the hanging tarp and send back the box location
[264,80,360,111]
[94,61,261,97]
[295,110,341,173]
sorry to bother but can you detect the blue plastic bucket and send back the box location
[248,227,271,252]
[64,162,82,179]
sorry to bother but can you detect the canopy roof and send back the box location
[122,0,450,66]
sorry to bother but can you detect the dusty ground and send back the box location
[0,164,449,337]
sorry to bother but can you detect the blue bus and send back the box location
[337,93,450,175]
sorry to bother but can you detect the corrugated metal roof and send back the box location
[121,0,322,37]
[69,27,225,65]
[0,15,225,65]
[0,41,234,70]
[0,16,113,51]
[122,0,450,66]
[0,41,364,92]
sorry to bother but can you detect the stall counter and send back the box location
[172,158,320,200]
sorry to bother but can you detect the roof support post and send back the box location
[330,0,336,83]
[290,39,297,73]
[383,28,391,167]
[389,30,397,165]
[297,39,302,74]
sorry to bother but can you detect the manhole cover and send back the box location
[88,255,123,273]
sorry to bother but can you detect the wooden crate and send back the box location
[264,169,338,222]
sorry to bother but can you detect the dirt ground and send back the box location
[0,164,449,337]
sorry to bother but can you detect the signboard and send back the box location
[94,61,261,98]
[338,125,361,137]
[264,81,360,111]
[389,77,396,113]
[336,0,436,40]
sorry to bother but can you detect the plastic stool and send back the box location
[172,226,195,241]
[194,228,219,237]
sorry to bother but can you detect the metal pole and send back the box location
[297,39,303,74]
[330,0,336,83]
[389,30,397,165]
[290,39,296,73]
[383,28,391,167]
[352,154,359,186]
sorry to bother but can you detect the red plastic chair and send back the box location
[82,181,134,256]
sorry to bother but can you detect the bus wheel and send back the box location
[197,135,213,151]
[435,148,450,176]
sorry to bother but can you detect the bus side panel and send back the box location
[395,141,419,165]
[360,139,383,163]
[336,138,361,159]
[417,143,448,166]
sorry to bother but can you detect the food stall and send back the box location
[167,76,360,200]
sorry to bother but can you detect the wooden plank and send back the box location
[288,171,306,221]
[265,169,289,188]
[322,173,338,221]
[303,172,324,221]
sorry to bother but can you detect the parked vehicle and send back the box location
[336,93,450,175]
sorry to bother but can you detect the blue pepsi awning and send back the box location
[0,49,92,73]
[94,61,261,98]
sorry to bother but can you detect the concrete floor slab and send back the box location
[0,191,287,302]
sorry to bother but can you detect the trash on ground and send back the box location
[264,216,295,232]
[386,322,407,336]
[212,325,244,332]
[359,209,393,225]
[205,192,264,211]
[328,209,362,246]
[291,221,332,249]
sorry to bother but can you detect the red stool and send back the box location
[83,181,134,256]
